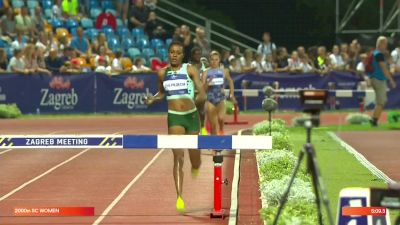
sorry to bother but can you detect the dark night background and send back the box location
[168,0,393,51]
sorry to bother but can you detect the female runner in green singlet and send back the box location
[145,42,206,213]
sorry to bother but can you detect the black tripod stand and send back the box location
[272,120,334,225]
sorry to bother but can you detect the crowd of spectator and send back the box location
[0,0,399,78]
[221,31,400,78]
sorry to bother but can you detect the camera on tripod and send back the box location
[299,89,329,127]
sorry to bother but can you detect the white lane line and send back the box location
[228,129,243,225]
[0,149,12,155]
[0,131,121,201]
[92,149,165,225]
[328,131,395,184]
[0,148,91,202]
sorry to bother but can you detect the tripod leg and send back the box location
[272,148,306,225]
[306,144,334,225]
[308,155,323,225]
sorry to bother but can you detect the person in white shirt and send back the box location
[329,45,345,70]
[300,54,314,73]
[262,54,276,72]
[95,56,111,73]
[111,51,129,74]
[390,47,400,73]
[11,32,26,51]
[132,57,151,72]
[7,49,28,73]
[287,51,304,73]
[251,53,264,74]
[356,53,367,73]
[257,32,276,60]
[228,55,241,73]
[240,49,255,72]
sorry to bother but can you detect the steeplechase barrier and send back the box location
[0,134,272,219]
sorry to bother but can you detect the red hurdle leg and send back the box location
[210,150,226,219]
[224,104,248,125]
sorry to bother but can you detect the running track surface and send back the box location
[0,114,268,225]
[337,131,400,182]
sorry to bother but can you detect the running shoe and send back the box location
[191,167,200,178]
[176,196,185,213]
[200,127,208,135]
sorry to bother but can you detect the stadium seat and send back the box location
[90,8,102,19]
[66,19,78,30]
[121,37,135,50]
[142,48,155,59]
[89,0,99,8]
[6,47,13,60]
[157,48,168,61]
[41,0,52,9]
[27,0,38,9]
[116,19,123,27]
[12,0,24,8]
[44,8,52,18]
[131,28,145,39]
[120,57,133,70]
[106,9,117,16]
[101,0,114,10]
[81,18,94,29]
[151,38,164,48]
[108,37,121,51]
[51,18,63,30]
[0,39,7,48]
[84,28,99,40]
[70,27,77,37]
[137,39,150,49]
[165,38,173,47]
[117,27,130,37]
[102,26,115,38]
[56,28,69,39]
[128,48,141,59]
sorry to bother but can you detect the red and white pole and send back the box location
[210,150,225,219]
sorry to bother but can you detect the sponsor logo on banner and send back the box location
[113,76,149,109]
[40,77,78,110]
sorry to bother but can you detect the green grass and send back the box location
[288,125,398,223]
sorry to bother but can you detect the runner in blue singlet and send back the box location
[202,51,236,135]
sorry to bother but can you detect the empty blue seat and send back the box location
[151,38,164,48]
[81,18,94,29]
[44,8,52,18]
[42,0,52,9]
[117,27,130,37]
[90,8,102,19]
[157,48,168,61]
[0,39,7,48]
[105,9,117,16]
[84,28,99,40]
[66,18,78,29]
[165,38,173,47]
[142,48,155,59]
[102,26,115,38]
[131,28,145,38]
[137,39,150,49]
[89,0,99,8]
[12,0,24,8]
[121,37,135,50]
[108,37,120,51]
[101,1,114,10]
[128,47,141,59]
[116,19,123,27]
[27,0,38,9]
[51,18,63,30]
[70,27,78,37]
